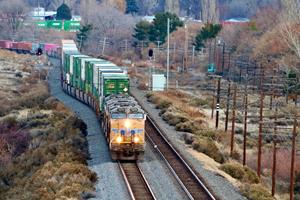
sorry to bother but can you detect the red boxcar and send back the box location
[17,42,32,51]
[0,40,12,49]
[11,42,19,49]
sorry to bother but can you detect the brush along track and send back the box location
[145,116,216,200]
[118,161,156,200]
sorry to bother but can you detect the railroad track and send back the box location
[118,161,156,200]
[145,116,216,200]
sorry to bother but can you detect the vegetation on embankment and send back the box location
[0,50,96,200]
[145,90,276,200]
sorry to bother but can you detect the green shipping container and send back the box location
[35,21,47,28]
[70,55,89,88]
[64,51,80,86]
[99,73,129,110]
[47,20,63,29]
[103,74,129,96]
[78,58,101,91]
[81,58,101,93]
[64,21,81,31]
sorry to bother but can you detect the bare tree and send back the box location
[280,0,300,59]
[80,2,136,55]
[201,0,219,23]
[0,0,31,40]
[165,0,180,16]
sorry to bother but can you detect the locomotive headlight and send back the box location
[133,136,140,143]
[116,136,123,143]
[124,120,131,128]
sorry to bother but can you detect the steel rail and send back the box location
[118,161,156,200]
[146,116,217,200]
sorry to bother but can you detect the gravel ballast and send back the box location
[131,86,247,200]
[138,144,189,200]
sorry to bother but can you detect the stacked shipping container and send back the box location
[61,40,130,111]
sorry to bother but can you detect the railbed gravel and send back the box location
[48,58,189,200]
[131,86,247,200]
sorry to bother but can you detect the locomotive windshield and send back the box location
[128,113,144,119]
[111,113,126,119]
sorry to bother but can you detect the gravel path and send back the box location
[48,59,130,200]
[131,86,247,200]
[48,58,189,200]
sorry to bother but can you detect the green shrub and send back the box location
[244,166,260,184]
[1,115,18,128]
[156,100,172,110]
[175,121,197,133]
[241,184,274,200]
[190,97,210,107]
[147,95,160,104]
[183,133,194,145]
[231,149,241,161]
[161,109,189,127]
[145,93,153,98]
[220,163,260,184]
[220,163,245,180]
[192,137,225,163]
[195,129,218,139]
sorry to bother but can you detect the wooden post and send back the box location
[230,84,237,157]
[225,81,231,131]
[257,68,264,177]
[211,79,216,119]
[272,140,277,196]
[216,77,221,129]
[290,116,297,200]
[243,76,248,166]
[272,102,278,196]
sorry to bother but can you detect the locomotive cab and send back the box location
[104,95,146,160]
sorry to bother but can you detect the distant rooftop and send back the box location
[225,18,250,23]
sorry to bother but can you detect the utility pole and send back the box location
[80,35,85,51]
[272,100,278,197]
[184,23,188,72]
[225,81,231,131]
[157,41,161,51]
[125,39,128,53]
[257,68,264,177]
[243,75,248,166]
[215,77,221,129]
[221,42,225,75]
[290,116,297,200]
[166,18,170,90]
[192,45,195,65]
[211,79,216,119]
[102,37,107,56]
[173,42,177,60]
[230,84,237,156]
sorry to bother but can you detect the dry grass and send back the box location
[241,184,275,200]
[0,50,96,199]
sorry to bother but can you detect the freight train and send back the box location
[0,40,60,57]
[61,40,146,160]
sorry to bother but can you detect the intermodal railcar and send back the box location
[61,40,146,160]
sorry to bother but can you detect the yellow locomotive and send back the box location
[103,95,146,160]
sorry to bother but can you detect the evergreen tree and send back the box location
[132,20,151,42]
[149,12,183,44]
[194,23,222,50]
[56,3,72,20]
[76,24,92,51]
[126,0,138,14]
